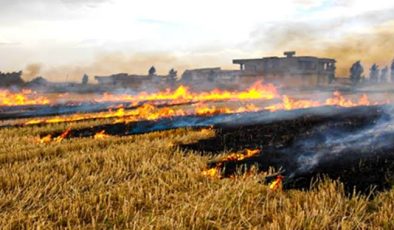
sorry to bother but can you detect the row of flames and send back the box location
[0,89,50,106]
[27,90,375,127]
[39,129,110,144]
[1,82,377,123]
[0,81,277,106]
[1,81,381,144]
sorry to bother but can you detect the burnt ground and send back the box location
[181,105,394,195]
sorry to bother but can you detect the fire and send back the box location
[195,105,232,116]
[19,81,381,128]
[201,168,221,178]
[25,106,129,125]
[265,95,320,112]
[38,134,52,144]
[219,148,261,162]
[94,130,110,139]
[0,89,50,106]
[266,92,373,112]
[325,91,370,107]
[1,81,277,109]
[54,128,71,142]
[96,81,278,103]
[202,149,261,178]
[23,91,375,127]
[269,175,284,191]
[37,128,71,143]
[24,101,263,126]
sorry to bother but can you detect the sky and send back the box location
[1,0,394,81]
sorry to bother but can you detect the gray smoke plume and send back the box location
[22,63,42,81]
[292,106,394,175]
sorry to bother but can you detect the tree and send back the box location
[148,66,156,76]
[168,68,177,80]
[81,74,89,85]
[369,64,379,83]
[350,61,363,85]
[380,66,389,83]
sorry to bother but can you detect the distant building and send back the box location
[95,51,336,90]
[179,67,242,90]
[0,71,24,87]
[95,72,175,90]
[233,51,336,87]
[181,67,239,82]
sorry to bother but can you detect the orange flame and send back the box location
[266,92,373,112]
[1,81,277,108]
[54,128,71,142]
[96,81,278,103]
[269,175,284,191]
[202,149,261,178]
[37,134,52,144]
[325,91,370,107]
[25,101,264,126]
[265,95,321,112]
[0,89,50,106]
[21,81,383,127]
[94,130,110,139]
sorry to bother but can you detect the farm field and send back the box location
[0,118,393,229]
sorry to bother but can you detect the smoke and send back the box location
[40,52,231,82]
[300,28,394,77]
[250,9,394,77]
[291,106,394,175]
[22,63,42,81]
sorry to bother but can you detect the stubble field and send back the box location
[0,119,393,229]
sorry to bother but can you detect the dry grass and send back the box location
[0,120,393,229]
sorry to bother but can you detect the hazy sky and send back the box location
[1,0,394,80]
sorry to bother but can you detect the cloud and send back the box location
[0,0,110,23]
[60,0,111,8]
[0,42,20,46]
[1,0,394,80]
[293,0,323,8]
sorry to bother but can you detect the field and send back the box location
[0,118,394,229]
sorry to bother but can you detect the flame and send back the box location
[37,134,52,144]
[265,95,321,112]
[54,128,71,142]
[0,89,50,106]
[1,81,276,108]
[269,175,284,191]
[20,81,382,127]
[266,92,373,112]
[37,128,71,143]
[24,91,376,127]
[25,106,129,125]
[25,101,263,126]
[94,130,110,139]
[96,81,278,103]
[202,149,261,178]
[325,91,370,107]
[199,127,215,136]
[201,168,221,178]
